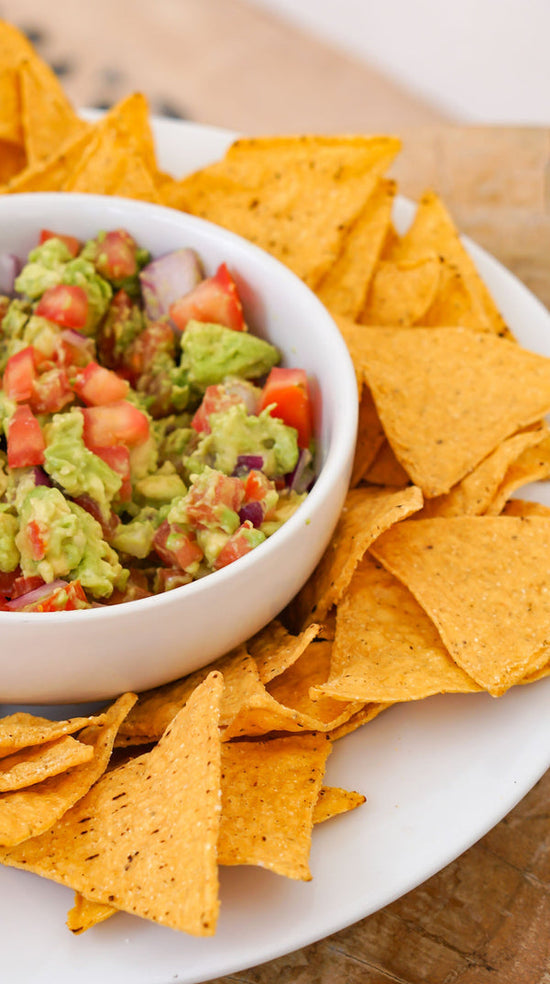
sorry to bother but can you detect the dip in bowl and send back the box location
[0,192,357,703]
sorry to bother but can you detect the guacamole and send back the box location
[0,228,315,612]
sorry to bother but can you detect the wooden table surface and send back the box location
[4,2,550,981]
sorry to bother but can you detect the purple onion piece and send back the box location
[239,501,265,528]
[7,580,69,611]
[232,454,264,478]
[31,466,53,487]
[288,448,315,494]
[0,252,22,295]
[139,248,203,323]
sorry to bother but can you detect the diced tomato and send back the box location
[96,288,134,369]
[259,367,313,449]
[186,472,245,529]
[243,469,273,503]
[169,262,245,332]
[107,568,152,605]
[91,230,138,282]
[2,346,37,402]
[39,229,81,258]
[72,361,129,406]
[153,521,204,571]
[7,405,45,467]
[191,384,246,434]
[81,401,150,449]
[30,367,74,414]
[124,321,175,383]
[154,568,193,593]
[11,574,45,600]
[58,329,96,369]
[92,444,132,501]
[0,570,22,598]
[29,580,89,612]
[25,520,47,561]
[214,521,257,569]
[35,284,89,330]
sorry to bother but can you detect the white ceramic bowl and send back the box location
[0,192,358,703]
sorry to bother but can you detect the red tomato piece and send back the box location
[153,521,204,571]
[73,361,129,406]
[81,401,150,449]
[3,346,37,402]
[169,262,245,332]
[191,384,247,434]
[186,472,245,529]
[7,405,45,467]
[154,568,193,593]
[39,229,81,258]
[214,521,256,569]
[91,444,132,502]
[35,284,89,330]
[30,367,74,414]
[258,367,313,450]
[11,574,45,600]
[25,520,47,561]
[92,230,138,281]
[0,570,22,598]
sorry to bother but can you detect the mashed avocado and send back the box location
[43,410,122,516]
[185,403,299,479]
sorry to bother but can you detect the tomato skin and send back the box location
[191,384,246,434]
[153,521,204,571]
[35,284,89,330]
[29,580,89,612]
[3,346,37,402]
[10,574,45,600]
[169,262,245,332]
[259,367,313,449]
[30,367,74,414]
[72,362,129,406]
[214,521,256,569]
[92,230,138,281]
[7,405,45,467]
[39,230,80,258]
[81,401,150,449]
[186,472,245,530]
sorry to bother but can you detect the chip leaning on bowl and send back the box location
[1,16,550,947]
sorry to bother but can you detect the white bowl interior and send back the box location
[0,193,358,703]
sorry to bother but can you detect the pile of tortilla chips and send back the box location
[2,18,550,939]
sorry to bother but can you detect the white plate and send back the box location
[2,119,550,984]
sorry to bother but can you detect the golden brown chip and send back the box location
[247,618,321,684]
[170,135,400,287]
[313,786,366,824]
[290,484,423,628]
[0,709,107,759]
[0,736,94,793]
[313,555,479,703]
[419,428,548,518]
[371,516,550,695]
[315,178,395,318]
[353,326,550,497]
[0,66,23,147]
[0,673,224,936]
[360,254,441,326]
[364,439,410,488]
[18,56,89,165]
[349,387,386,488]
[501,499,550,518]
[67,893,116,934]
[389,190,511,338]
[328,702,391,741]
[0,694,136,847]
[485,432,550,515]
[0,127,92,194]
[218,733,330,880]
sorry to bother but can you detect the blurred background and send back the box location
[2,0,549,132]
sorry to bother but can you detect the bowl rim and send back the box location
[0,191,358,621]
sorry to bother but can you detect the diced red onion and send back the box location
[6,579,69,610]
[232,454,264,477]
[61,328,95,355]
[72,494,120,540]
[288,448,315,493]
[238,501,264,528]
[225,380,259,414]
[31,466,53,487]
[139,248,203,322]
[0,252,22,295]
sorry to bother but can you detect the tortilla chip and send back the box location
[0,736,94,793]
[353,326,550,497]
[218,733,330,880]
[290,484,423,628]
[421,260,495,330]
[360,254,441,326]
[349,386,386,487]
[18,57,88,165]
[313,786,366,824]
[67,893,116,934]
[371,516,550,695]
[419,428,548,518]
[485,432,550,515]
[0,139,25,182]
[315,178,395,318]
[247,618,321,684]
[314,555,479,703]
[501,499,550,518]
[0,694,136,846]
[0,67,23,147]
[63,122,160,202]
[0,709,107,759]
[0,673,224,936]
[170,135,400,286]
[389,190,511,338]
[364,439,410,488]
[328,702,391,741]
[267,639,364,731]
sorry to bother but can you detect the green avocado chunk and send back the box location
[185,403,299,478]
[43,409,122,517]
[175,321,279,393]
